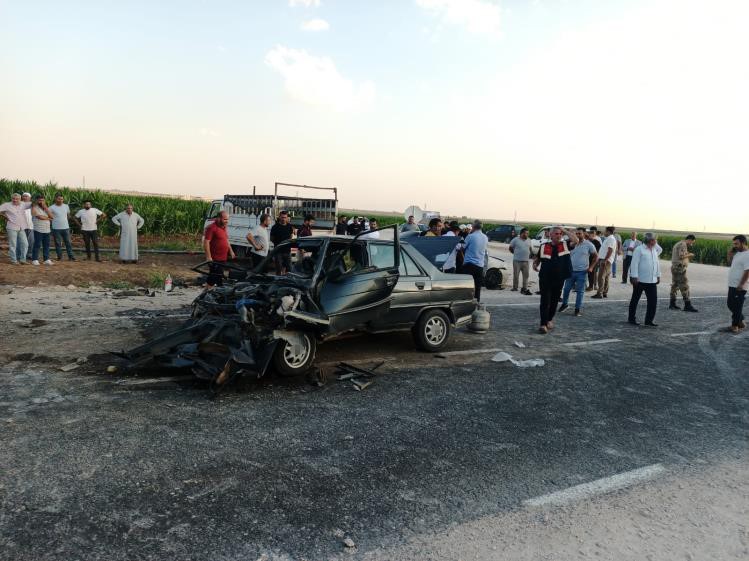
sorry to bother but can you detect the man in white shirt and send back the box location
[726,234,749,333]
[246,213,271,268]
[441,221,463,273]
[74,200,106,261]
[49,193,76,261]
[21,192,34,261]
[593,226,618,298]
[628,232,661,327]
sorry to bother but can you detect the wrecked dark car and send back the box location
[118,226,476,387]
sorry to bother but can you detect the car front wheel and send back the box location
[413,309,451,352]
[272,332,317,377]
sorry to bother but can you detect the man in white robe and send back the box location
[112,204,144,263]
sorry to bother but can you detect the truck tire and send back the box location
[272,332,317,377]
[413,309,451,352]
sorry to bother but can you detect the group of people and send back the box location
[530,225,748,335]
[1,192,145,264]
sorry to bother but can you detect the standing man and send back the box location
[533,226,576,333]
[74,200,106,261]
[621,231,641,283]
[509,228,533,295]
[346,216,363,237]
[0,192,31,264]
[203,211,235,287]
[586,227,602,291]
[49,193,76,261]
[111,204,145,263]
[30,194,54,265]
[669,234,698,312]
[21,192,34,261]
[462,220,489,301]
[559,227,598,316]
[401,215,420,233]
[246,213,271,268]
[335,215,348,235]
[726,235,749,334]
[441,221,463,273]
[628,233,661,327]
[592,226,617,299]
[298,215,315,237]
[361,218,381,239]
[270,210,294,274]
[612,230,623,279]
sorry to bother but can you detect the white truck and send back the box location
[203,182,338,256]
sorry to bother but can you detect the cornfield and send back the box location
[0,179,210,237]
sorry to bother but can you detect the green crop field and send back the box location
[1,179,210,237]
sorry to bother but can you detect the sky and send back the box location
[1,0,747,232]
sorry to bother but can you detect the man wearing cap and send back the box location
[669,234,698,312]
[0,192,32,264]
[462,220,488,300]
[533,226,576,333]
[628,232,661,327]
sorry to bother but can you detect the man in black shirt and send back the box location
[335,215,348,235]
[533,226,576,334]
[270,211,294,274]
[346,217,363,237]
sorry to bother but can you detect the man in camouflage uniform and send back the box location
[669,234,698,312]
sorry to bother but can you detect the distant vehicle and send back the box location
[486,224,520,243]
[203,182,338,257]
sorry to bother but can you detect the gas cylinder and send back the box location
[468,303,490,333]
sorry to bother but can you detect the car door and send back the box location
[318,226,400,332]
[384,246,432,327]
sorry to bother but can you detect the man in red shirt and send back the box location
[203,211,235,287]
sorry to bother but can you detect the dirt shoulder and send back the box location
[0,254,204,288]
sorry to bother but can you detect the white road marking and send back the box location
[484,295,725,309]
[11,314,190,323]
[562,338,621,347]
[669,331,712,337]
[436,348,504,357]
[523,463,666,508]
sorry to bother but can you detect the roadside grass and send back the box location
[104,280,134,290]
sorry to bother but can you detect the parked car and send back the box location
[487,224,520,243]
[118,227,476,386]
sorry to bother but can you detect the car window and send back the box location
[399,249,422,276]
[367,242,396,270]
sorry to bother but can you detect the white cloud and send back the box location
[300,18,330,32]
[264,45,375,112]
[416,0,501,38]
[289,0,320,7]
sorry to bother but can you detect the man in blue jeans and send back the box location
[559,227,598,316]
[49,192,76,261]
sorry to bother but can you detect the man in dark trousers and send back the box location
[270,211,295,274]
[628,232,661,327]
[533,226,576,334]
[203,211,235,287]
[335,215,348,235]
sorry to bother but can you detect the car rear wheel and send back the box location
[272,333,316,377]
[413,309,451,352]
[484,267,503,290]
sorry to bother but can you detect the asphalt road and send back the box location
[1,290,747,560]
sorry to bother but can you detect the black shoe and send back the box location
[621,280,628,284]
[69,256,76,261]
[522,289,533,295]
[534,290,541,295]
[684,302,698,312]
[511,288,518,291]
[574,309,581,316]
[558,304,569,313]
[592,294,603,299]
[669,303,681,310]
[644,321,658,327]
[628,319,640,326]
[603,294,608,298]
